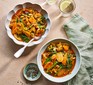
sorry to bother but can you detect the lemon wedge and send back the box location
[59,0,72,12]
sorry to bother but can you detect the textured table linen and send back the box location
[64,14,93,85]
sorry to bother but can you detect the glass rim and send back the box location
[59,0,76,14]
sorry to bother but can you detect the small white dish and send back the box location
[23,63,41,81]
[5,2,51,46]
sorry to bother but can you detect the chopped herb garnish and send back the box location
[26,65,39,79]
[38,23,44,29]
[16,18,18,23]
[41,16,45,21]
[19,18,22,22]
[20,34,30,42]
[66,54,72,69]
[44,57,51,64]
[47,46,57,54]
[47,61,58,72]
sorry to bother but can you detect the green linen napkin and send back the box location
[63,14,93,85]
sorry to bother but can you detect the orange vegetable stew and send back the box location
[42,42,76,77]
[9,8,47,42]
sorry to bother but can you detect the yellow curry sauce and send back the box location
[9,8,47,42]
[42,42,76,77]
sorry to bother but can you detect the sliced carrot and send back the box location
[44,62,53,70]
[51,54,57,60]
[63,45,69,51]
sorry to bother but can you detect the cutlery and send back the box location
[14,36,40,58]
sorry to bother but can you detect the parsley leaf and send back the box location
[20,34,30,43]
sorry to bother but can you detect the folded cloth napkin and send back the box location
[63,14,93,85]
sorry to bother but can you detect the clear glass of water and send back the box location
[59,0,76,17]
[46,0,57,5]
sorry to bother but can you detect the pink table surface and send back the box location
[0,0,93,85]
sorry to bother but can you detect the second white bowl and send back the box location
[37,38,81,83]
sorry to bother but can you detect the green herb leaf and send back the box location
[20,18,22,22]
[47,61,58,72]
[55,63,64,75]
[20,34,30,43]
[37,23,44,29]
[47,45,57,54]
[41,16,45,21]
[58,63,67,69]
[44,57,51,64]
[16,18,18,23]
[66,54,72,69]
[47,72,51,75]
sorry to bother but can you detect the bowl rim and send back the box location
[37,38,81,83]
[23,63,41,81]
[5,2,51,46]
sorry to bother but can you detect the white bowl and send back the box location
[23,63,41,81]
[37,38,81,83]
[5,2,51,46]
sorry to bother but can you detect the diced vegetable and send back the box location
[47,61,58,72]
[56,52,64,62]
[62,53,68,65]
[44,62,53,70]
[19,18,22,22]
[63,44,69,51]
[51,54,57,60]
[56,42,63,51]
[42,41,76,77]
[66,54,72,68]
[9,8,47,43]
[57,69,65,77]
[16,18,18,23]
[14,34,22,41]
[44,57,51,64]
[47,45,57,54]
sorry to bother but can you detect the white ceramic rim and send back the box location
[5,2,51,46]
[37,38,81,83]
[23,63,41,81]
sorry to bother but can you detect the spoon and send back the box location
[14,36,40,58]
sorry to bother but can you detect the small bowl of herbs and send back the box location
[23,63,41,81]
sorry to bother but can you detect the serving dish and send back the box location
[5,2,51,46]
[23,63,41,81]
[37,38,81,83]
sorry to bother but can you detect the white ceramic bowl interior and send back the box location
[5,2,51,46]
[37,38,81,83]
[23,63,41,81]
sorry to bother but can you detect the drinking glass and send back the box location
[40,0,57,6]
[59,0,76,17]
[46,0,57,5]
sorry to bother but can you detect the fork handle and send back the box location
[14,38,35,58]
[14,46,26,58]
